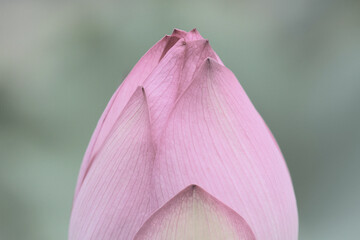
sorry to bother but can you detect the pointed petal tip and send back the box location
[70,83,155,240]
[184,28,204,41]
[179,184,201,197]
[139,86,150,107]
[133,86,146,98]
[177,38,187,47]
[178,184,202,198]
[171,28,187,38]
[172,27,198,34]
[181,39,210,52]
[178,57,221,96]
[135,86,150,111]
[173,27,198,33]
[125,87,151,118]
[204,57,220,68]
[167,36,185,46]
[172,28,184,34]
[190,39,209,45]
[186,185,214,200]
[188,184,204,194]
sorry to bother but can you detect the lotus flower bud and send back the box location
[69,29,298,240]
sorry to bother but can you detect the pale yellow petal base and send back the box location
[135,185,255,240]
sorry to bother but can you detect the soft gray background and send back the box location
[1,0,359,239]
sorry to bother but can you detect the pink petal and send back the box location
[181,28,223,65]
[185,28,223,65]
[134,185,255,240]
[75,29,217,196]
[143,39,221,144]
[142,39,186,144]
[74,34,181,198]
[184,28,204,41]
[177,39,218,95]
[171,28,188,38]
[69,87,155,240]
[159,34,183,61]
[153,58,298,239]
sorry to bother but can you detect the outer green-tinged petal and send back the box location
[135,185,255,240]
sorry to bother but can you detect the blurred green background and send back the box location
[1,0,359,239]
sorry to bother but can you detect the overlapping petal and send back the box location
[74,34,174,198]
[142,39,186,143]
[75,29,221,195]
[152,58,298,239]
[143,39,220,144]
[69,88,155,239]
[134,185,255,240]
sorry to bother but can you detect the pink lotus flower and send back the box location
[69,29,298,239]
